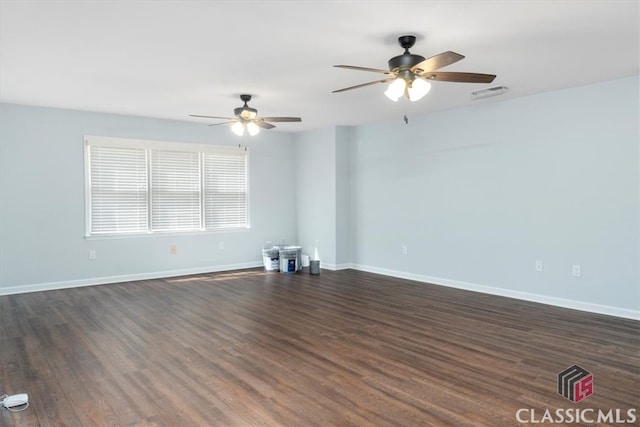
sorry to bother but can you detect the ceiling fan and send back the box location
[190,94,302,136]
[333,35,496,102]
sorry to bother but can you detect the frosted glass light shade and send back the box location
[231,121,245,136]
[407,78,431,102]
[246,121,260,136]
[384,78,406,102]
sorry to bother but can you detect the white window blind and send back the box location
[89,145,148,234]
[85,135,249,237]
[203,153,248,229]
[151,150,202,232]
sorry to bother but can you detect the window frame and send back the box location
[84,135,250,238]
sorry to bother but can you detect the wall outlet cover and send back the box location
[572,265,581,277]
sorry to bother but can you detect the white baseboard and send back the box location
[349,263,640,321]
[321,262,351,271]
[2,261,638,321]
[0,261,263,296]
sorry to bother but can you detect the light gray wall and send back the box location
[347,77,639,314]
[293,126,351,268]
[0,103,297,293]
[294,127,336,266]
[335,126,352,267]
[2,77,638,318]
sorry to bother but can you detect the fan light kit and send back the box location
[190,94,302,136]
[384,75,431,102]
[333,35,496,102]
[231,120,261,136]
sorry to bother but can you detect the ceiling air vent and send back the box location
[470,85,508,100]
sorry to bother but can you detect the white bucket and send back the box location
[279,246,302,273]
[262,247,280,272]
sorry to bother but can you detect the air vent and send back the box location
[471,85,508,100]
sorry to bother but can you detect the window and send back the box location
[151,149,202,232]
[88,144,148,234]
[85,135,248,236]
[203,152,248,229]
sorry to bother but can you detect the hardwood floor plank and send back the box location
[1,268,638,426]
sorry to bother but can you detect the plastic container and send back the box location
[262,241,288,272]
[279,246,302,273]
[310,260,320,275]
[262,247,280,272]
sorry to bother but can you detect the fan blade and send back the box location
[190,114,234,120]
[411,51,465,73]
[256,120,276,130]
[259,117,302,122]
[420,71,496,84]
[208,121,235,127]
[332,78,395,93]
[334,65,392,74]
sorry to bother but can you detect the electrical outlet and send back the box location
[170,245,177,255]
[219,241,224,250]
[88,250,96,260]
[535,260,543,272]
[402,245,408,255]
[572,265,581,278]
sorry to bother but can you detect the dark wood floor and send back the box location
[0,268,638,426]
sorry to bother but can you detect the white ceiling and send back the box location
[1,1,638,133]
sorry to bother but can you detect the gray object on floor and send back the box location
[310,260,320,275]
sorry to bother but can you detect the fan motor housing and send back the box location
[388,53,425,72]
